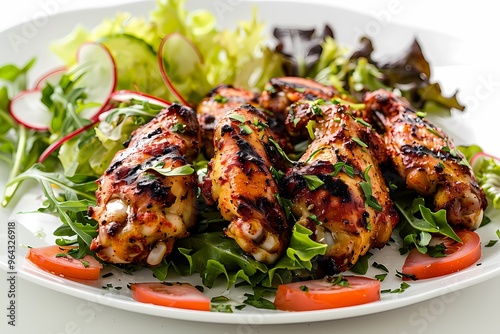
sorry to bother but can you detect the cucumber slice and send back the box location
[99,34,171,101]
[74,42,117,120]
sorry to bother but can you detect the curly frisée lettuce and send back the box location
[465,149,500,210]
[49,0,284,105]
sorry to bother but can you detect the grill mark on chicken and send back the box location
[235,137,266,171]
[196,85,260,158]
[259,76,337,119]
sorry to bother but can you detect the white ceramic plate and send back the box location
[1,0,500,326]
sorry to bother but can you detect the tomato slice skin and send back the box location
[273,276,381,311]
[130,282,211,311]
[402,230,481,280]
[26,245,103,280]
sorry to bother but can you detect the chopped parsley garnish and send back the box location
[352,136,368,148]
[214,94,229,103]
[355,118,372,128]
[416,111,427,118]
[372,262,389,272]
[252,117,269,129]
[265,85,277,94]
[269,137,296,164]
[306,120,316,140]
[304,146,327,163]
[426,243,447,258]
[242,293,276,310]
[485,240,498,247]
[330,275,350,287]
[270,166,285,183]
[170,122,186,133]
[303,175,324,191]
[427,126,444,139]
[228,113,246,123]
[382,282,411,294]
[275,194,294,221]
[359,165,383,212]
[308,214,322,225]
[331,161,355,178]
[239,124,253,135]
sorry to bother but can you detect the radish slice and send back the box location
[9,89,52,131]
[73,42,117,120]
[158,32,204,108]
[38,121,97,163]
[470,152,500,173]
[33,66,67,90]
[109,90,171,108]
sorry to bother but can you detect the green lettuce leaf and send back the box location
[473,155,500,209]
[171,224,326,289]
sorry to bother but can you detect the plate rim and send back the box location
[0,0,498,325]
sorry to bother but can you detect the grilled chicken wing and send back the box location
[197,84,259,158]
[89,103,200,266]
[282,101,399,274]
[259,76,337,120]
[363,89,487,230]
[201,104,289,264]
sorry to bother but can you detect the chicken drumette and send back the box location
[282,101,399,274]
[201,104,290,264]
[363,89,487,230]
[89,103,200,266]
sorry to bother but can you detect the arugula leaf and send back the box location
[8,164,98,250]
[0,60,52,207]
[359,165,383,212]
[394,193,461,255]
[172,224,326,289]
[172,232,268,288]
[242,293,276,310]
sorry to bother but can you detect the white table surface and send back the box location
[1,1,499,333]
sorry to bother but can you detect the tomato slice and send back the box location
[273,276,381,311]
[130,282,211,311]
[26,245,103,280]
[402,230,481,280]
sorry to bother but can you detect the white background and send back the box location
[1,1,500,333]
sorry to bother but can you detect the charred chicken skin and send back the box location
[282,101,399,274]
[89,103,201,266]
[196,84,259,158]
[202,104,289,264]
[363,89,487,230]
[259,76,337,120]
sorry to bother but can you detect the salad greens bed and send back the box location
[1,0,500,295]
